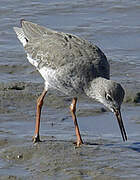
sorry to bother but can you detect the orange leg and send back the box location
[70,97,83,147]
[32,89,47,143]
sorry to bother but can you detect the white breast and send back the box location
[27,54,39,68]
[39,66,57,90]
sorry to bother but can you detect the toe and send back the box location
[73,140,84,147]
[32,134,41,143]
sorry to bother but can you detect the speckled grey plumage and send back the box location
[20,21,109,74]
[13,20,125,110]
[14,21,110,96]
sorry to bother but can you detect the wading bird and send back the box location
[14,20,127,146]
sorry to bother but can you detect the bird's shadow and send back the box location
[84,142,101,146]
[33,139,101,147]
[127,142,140,153]
[32,138,140,153]
[105,142,140,153]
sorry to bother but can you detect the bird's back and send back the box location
[14,21,110,95]
[14,21,109,77]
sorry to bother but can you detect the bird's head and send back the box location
[85,77,127,141]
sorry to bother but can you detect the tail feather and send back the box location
[21,20,55,40]
[14,20,57,46]
[13,27,28,47]
[14,20,58,69]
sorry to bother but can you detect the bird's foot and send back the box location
[73,139,84,147]
[32,134,42,143]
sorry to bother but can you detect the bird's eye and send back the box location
[106,94,113,101]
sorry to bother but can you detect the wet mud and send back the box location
[0,81,140,179]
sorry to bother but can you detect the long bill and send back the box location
[114,108,127,141]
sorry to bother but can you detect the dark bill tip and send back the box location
[114,108,127,141]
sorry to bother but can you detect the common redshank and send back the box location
[14,20,127,146]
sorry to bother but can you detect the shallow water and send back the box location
[0,0,140,179]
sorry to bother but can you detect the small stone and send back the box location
[17,154,23,159]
